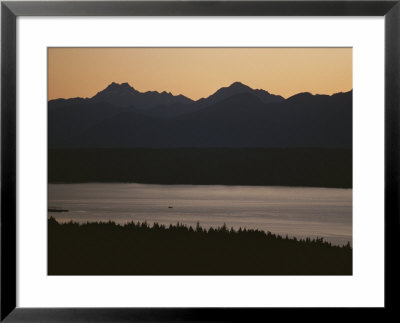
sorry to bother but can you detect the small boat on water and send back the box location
[168,206,173,209]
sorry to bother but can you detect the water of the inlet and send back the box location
[48,183,352,246]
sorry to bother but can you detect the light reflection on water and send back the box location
[48,183,352,246]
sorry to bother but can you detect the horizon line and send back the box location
[48,81,353,102]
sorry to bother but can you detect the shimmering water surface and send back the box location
[48,183,352,246]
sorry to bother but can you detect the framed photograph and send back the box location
[1,0,399,321]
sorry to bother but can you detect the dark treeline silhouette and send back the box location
[48,217,352,275]
[48,148,352,188]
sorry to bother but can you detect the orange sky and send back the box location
[48,48,352,101]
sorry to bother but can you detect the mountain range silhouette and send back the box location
[48,82,352,148]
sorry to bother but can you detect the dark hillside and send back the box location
[48,218,352,275]
[48,148,352,188]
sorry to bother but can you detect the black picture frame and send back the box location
[1,0,399,321]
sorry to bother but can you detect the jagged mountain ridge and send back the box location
[90,82,194,110]
[49,81,284,118]
[48,82,352,148]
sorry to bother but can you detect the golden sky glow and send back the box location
[48,48,352,101]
